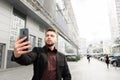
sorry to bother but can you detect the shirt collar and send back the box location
[44,45,57,53]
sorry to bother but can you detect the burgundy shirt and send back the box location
[41,48,57,80]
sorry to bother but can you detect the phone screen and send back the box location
[20,28,29,42]
[20,28,29,51]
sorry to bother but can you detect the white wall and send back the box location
[0,0,13,69]
[26,16,45,46]
[0,0,12,44]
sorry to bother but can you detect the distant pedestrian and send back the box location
[105,54,109,69]
[87,54,91,63]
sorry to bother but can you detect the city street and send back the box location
[69,57,120,80]
[0,57,120,80]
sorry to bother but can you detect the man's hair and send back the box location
[45,28,58,35]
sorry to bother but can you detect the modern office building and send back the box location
[79,38,87,54]
[108,0,120,52]
[108,0,119,40]
[0,0,80,69]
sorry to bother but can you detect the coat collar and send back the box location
[42,45,57,54]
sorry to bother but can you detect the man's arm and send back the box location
[11,47,38,65]
[62,57,71,80]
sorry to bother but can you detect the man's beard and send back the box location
[46,43,54,47]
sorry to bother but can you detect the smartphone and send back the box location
[20,28,29,42]
[20,28,29,50]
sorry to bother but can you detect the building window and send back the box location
[38,38,42,47]
[9,8,26,49]
[39,23,44,33]
[37,0,44,6]
[30,34,36,50]
[0,44,3,67]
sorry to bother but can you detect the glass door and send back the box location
[0,44,3,68]
[0,43,5,69]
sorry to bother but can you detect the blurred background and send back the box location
[0,0,120,80]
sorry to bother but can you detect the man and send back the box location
[11,28,71,80]
[87,54,91,63]
[105,54,109,69]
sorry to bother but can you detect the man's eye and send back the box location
[51,35,54,37]
[46,35,54,37]
[46,35,49,37]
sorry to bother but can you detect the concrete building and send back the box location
[102,40,112,54]
[0,0,80,69]
[108,0,119,40]
[108,0,120,52]
[79,38,87,54]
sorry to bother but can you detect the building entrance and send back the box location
[0,43,5,69]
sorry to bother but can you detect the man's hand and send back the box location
[14,36,31,58]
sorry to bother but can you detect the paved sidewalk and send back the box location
[0,65,33,80]
[69,57,120,80]
[0,57,120,80]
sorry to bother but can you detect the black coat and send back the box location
[11,46,71,80]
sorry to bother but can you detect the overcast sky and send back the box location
[71,0,111,42]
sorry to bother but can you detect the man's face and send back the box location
[45,31,57,47]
